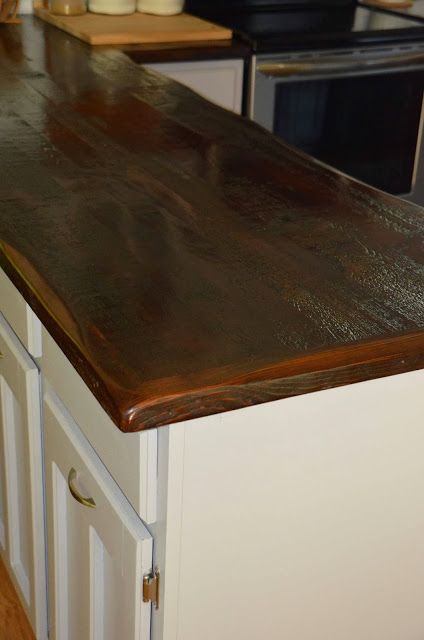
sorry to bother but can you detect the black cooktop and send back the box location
[186,2,424,52]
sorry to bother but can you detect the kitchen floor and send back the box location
[0,558,34,640]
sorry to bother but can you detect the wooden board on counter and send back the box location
[33,7,232,45]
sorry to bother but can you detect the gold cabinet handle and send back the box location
[68,468,96,509]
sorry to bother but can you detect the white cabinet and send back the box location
[145,59,244,114]
[2,267,424,640]
[0,313,47,640]
[0,268,42,358]
[157,369,424,640]
[44,389,154,640]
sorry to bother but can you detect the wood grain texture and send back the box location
[0,559,34,640]
[34,8,232,45]
[0,18,423,432]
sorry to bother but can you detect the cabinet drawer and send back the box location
[41,328,157,524]
[44,389,153,640]
[0,269,42,358]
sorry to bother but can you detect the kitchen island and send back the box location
[0,16,423,640]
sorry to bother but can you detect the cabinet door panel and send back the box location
[44,390,153,640]
[1,375,31,602]
[0,313,47,639]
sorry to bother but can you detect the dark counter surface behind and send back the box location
[0,18,423,432]
[123,37,251,63]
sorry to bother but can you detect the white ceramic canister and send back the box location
[89,0,135,14]
[137,0,184,15]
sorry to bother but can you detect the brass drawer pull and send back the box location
[68,468,96,509]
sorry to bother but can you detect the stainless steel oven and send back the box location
[250,44,424,205]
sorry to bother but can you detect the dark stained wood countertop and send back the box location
[123,37,251,64]
[0,17,423,432]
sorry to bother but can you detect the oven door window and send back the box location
[274,69,424,196]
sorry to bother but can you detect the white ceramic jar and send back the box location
[137,0,184,15]
[89,0,135,14]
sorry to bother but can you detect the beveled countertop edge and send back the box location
[121,331,424,431]
[3,250,423,433]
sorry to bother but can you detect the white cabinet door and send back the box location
[145,59,244,114]
[44,390,154,640]
[0,313,47,639]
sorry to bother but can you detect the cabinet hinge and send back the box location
[143,568,160,610]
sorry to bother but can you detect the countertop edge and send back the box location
[121,331,424,431]
[3,250,423,433]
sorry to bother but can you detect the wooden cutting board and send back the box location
[34,7,232,45]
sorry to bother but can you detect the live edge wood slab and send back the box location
[0,18,423,432]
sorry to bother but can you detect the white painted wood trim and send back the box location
[0,269,42,358]
[0,313,48,640]
[151,426,185,640]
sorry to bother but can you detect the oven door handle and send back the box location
[257,52,424,77]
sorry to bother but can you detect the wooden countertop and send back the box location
[1,18,423,432]
[123,37,251,64]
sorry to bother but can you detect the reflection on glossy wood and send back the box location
[0,18,423,432]
[0,558,34,640]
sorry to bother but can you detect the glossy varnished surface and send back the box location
[124,37,251,64]
[0,18,423,431]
